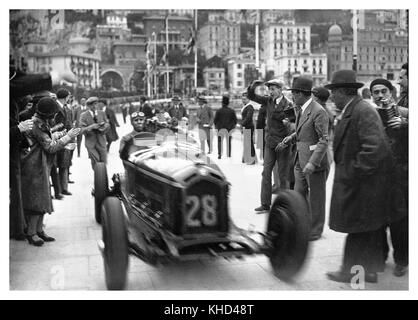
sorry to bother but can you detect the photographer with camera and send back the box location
[370,78,408,277]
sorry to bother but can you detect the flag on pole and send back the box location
[186,27,195,55]
[48,10,65,30]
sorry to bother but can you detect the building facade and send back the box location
[143,15,193,51]
[327,21,408,83]
[261,21,311,73]
[27,49,101,89]
[198,20,240,59]
[227,58,257,94]
[203,67,225,93]
[275,52,328,87]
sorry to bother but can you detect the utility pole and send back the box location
[255,10,261,80]
[352,9,358,72]
[153,32,157,98]
[166,14,169,98]
[194,9,198,92]
[146,38,151,97]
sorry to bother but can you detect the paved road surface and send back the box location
[10,113,408,291]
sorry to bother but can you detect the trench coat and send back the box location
[329,96,394,233]
[21,115,69,213]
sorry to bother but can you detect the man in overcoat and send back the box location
[21,97,80,246]
[325,70,393,284]
[80,97,110,169]
[196,96,214,154]
[281,76,330,241]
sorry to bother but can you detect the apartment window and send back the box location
[294,59,298,66]
[237,81,243,86]
[319,67,322,74]
[313,60,316,66]
[280,43,283,49]
[288,60,291,66]
[219,73,222,78]
[237,64,242,69]
[237,72,243,78]
[319,60,322,66]
[303,43,306,49]
[313,68,316,74]
[210,73,215,78]
[294,67,298,73]
[359,64,362,71]
[274,43,277,49]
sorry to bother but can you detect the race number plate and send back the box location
[184,180,223,234]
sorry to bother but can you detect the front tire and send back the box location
[266,190,310,281]
[94,162,108,224]
[101,197,129,290]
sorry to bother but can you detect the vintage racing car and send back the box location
[93,127,310,290]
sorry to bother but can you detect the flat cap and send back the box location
[86,96,99,105]
[265,79,285,88]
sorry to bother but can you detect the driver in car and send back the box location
[119,111,147,160]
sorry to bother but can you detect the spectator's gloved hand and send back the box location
[18,119,33,133]
[67,127,81,139]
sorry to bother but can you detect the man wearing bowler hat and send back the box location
[169,96,188,121]
[324,70,393,284]
[80,97,110,169]
[247,79,293,213]
[280,76,330,241]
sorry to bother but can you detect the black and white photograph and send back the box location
[6,1,413,300]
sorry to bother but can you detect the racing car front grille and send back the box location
[180,180,229,236]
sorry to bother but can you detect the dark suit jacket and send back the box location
[289,99,330,171]
[73,105,88,127]
[214,106,237,131]
[168,105,188,120]
[248,86,292,148]
[329,96,394,233]
[241,104,255,129]
[80,110,109,151]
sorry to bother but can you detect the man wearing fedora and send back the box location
[169,96,188,121]
[196,96,214,154]
[280,76,330,241]
[80,97,110,169]
[325,70,393,284]
[247,79,293,213]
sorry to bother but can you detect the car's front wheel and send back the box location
[101,197,129,290]
[94,162,108,224]
[266,190,310,282]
